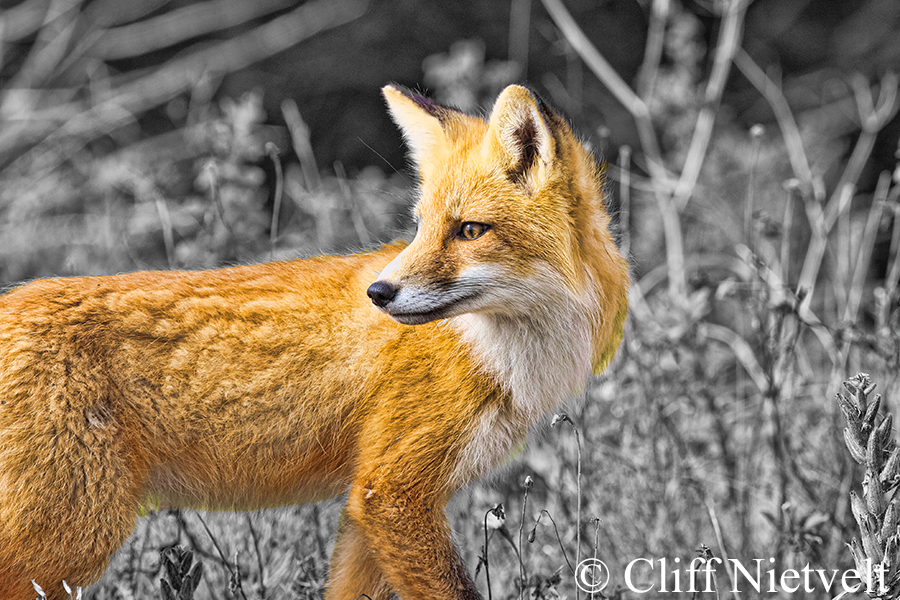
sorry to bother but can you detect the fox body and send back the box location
[0,84,628,599]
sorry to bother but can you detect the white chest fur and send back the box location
[448,293,595,488]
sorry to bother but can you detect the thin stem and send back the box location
[196,513,249,600]
[734,49,815,195]
[335,160,371,246]
[529,509,575,575]
[704,497,741,600]
[283,98,321,191]
[617,145,632,258]
[267,142,284,258]
[744,125,764,246]
[843,172,891,324]
[672,0,749,210]
[92,0,296,60]
[539,0,686,298]
[245,514,267,599]
[518,477,532,599]
[482,507,496,600]
[636,0,669,101]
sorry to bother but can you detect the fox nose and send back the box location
[367,281,397,308]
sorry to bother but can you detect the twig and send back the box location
[843,172,892,323]
[245,514,267,599]
[733,243,839,367]
[536,0,688,298]
[481,504,505,600]
[0,0,368,178]
[823,73,899,230]
[617,145,632,258]
[884,194,900,316]
[91,0,296,60]
[152,191,176,269]
[590,517,601,559]
[773,71,898,296]
[779,183,796,282]
[734,49,815,196]
[551,413,583,581]
[518,476,533,599]
[267,142,284,257]
[5,0,82,92]
[310,505,329,564]
[528,509,575,575]
[636,0,669,101]
[703,500,740,600]
[744,124,764,245]
[702,323,768,393]
[334,161,371,246]
[795,182,853,317]
[538,0,666,186]
[201,159,238,240]
[3,0,52,43]
[0,98,136,181]
[123,171,178,268]
[82,0,171,29]
[696,544,721,600]
[672,0,749,211]
[282,98,322,191]
[195,513,249,600]
[105,0,368,112]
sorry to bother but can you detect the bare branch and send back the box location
[0,0,368,182]
[91,0,297,60]
[734,49,815,195]
[636,0,669,101]
[1,0,52,43]
[539,0,687,299]
[538,0,666,186]
[672,0,749,210]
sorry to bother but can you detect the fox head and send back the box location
[368,84,629,375]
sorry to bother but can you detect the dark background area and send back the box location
[213,0,900,178]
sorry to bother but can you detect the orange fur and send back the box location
[0,84,628,599]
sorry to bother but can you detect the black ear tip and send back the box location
[383,84,449,120]
[411,94,442,114]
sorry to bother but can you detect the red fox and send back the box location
[0,84,629,599]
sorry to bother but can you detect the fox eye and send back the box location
[458,222,490,240]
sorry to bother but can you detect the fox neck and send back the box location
[452,280,596,421]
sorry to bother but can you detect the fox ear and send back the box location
[382,85,449,169]
[486,85,555,183]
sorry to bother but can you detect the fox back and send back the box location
[0,84,628,600]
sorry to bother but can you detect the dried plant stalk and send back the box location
[838,373,900,598]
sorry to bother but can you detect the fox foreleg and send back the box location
[327,480,480,600]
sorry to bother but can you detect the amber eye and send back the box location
[458,222,490,240]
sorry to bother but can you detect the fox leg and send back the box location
[330,481,480,600]
[0,416,144,600]
[325,510,393,600]
[0,562,34,600]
